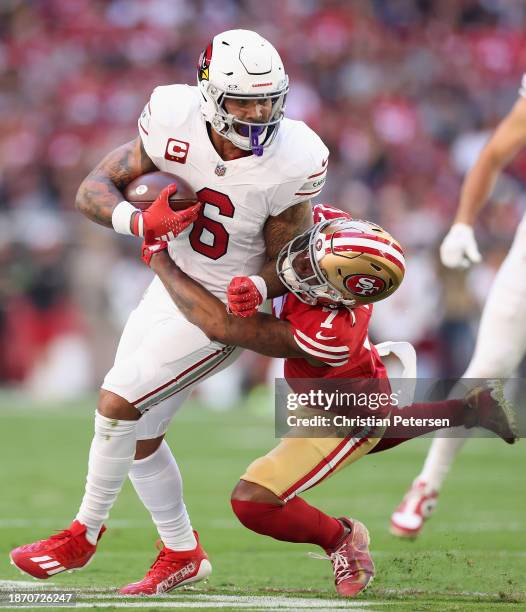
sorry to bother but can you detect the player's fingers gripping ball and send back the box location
[120,172,202,242]
[135,183,175,237]
[141,184,202,242]
[141,240,168,266]
[154,201,201,243]
[227,276,267,318]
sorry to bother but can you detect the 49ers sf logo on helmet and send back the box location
[344,274,386,297]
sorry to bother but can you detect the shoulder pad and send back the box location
[273,119,329,181]
[149,85,199,129]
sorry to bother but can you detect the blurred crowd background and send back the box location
[2,0,526,401]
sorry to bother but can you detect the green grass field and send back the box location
[0,392,524,611]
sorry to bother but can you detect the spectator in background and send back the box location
[2,0,526,394]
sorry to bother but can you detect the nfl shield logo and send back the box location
[215,162,227,176]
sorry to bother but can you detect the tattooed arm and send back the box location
[259,201,313,298]
[75,137,157,229]
[150,251,304,358]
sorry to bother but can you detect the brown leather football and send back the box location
[124,172,198,211]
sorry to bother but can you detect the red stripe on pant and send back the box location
[281,435,369,501]
[169,349,234,398]
[133,348,226,405]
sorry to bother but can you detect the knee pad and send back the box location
[241,455,280,492]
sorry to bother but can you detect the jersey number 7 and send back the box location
[189,188,234,260]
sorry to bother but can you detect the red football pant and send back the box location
[369,398,465,454]
[231,399,466,547]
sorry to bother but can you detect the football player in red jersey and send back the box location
[142,203,517,597]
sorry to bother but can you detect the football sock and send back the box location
[415,379,477,490]
[231,497,344,551]
[418,432,471,491]
[129,440,197,551]
[76,411,138,545]
[369,398,465,454]
[413,347,519,491]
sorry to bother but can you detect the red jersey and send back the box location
[272,203,390,426]
[272,292,387,380]
[273,202,386,381]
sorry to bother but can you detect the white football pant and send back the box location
[102,275,242,438]
[77,276,242,542]
[420,214,526,490]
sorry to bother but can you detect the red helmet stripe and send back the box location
[332,231,404,254]
[326,244,405,273]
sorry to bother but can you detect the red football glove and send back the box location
[141,240,168,267]
[227,276,267,318]
[133,183,202,244]
[313,203,353,223]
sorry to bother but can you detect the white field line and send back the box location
[0,581,56,589]
[79,591,523,601]
[50,587,526,597]
[1,582,523,601]
[0,594,379,610]
[0,606,371,611]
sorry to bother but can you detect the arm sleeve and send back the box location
[519,74,526,98]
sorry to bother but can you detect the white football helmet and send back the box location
[277,217,405,307]
[197,29,289,156]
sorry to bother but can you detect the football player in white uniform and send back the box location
[10,30,329,593]
[391,77,526,538]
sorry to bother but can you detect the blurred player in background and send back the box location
[10,29,329,594]
[141,203,516,597]
[391,78,526,538]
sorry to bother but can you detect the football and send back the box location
[124,171,198,211]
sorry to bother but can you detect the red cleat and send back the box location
[312,518,374,597]
[119,532,211,595]
[464,380,519,444]
[10,521,105,579]
[390,480,438,538]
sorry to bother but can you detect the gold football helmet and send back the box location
[277,218,405,307]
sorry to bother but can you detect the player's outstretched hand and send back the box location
[141,240,168,267]
[138,184,202,244]
[227,276,267,318]
[440,223,482,269]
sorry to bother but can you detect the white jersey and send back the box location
[138,84,328,301]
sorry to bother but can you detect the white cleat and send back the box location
[390,480,438,538]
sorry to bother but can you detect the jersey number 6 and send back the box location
[189,188,234,260]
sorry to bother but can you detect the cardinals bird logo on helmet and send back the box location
[198,42,213,82]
